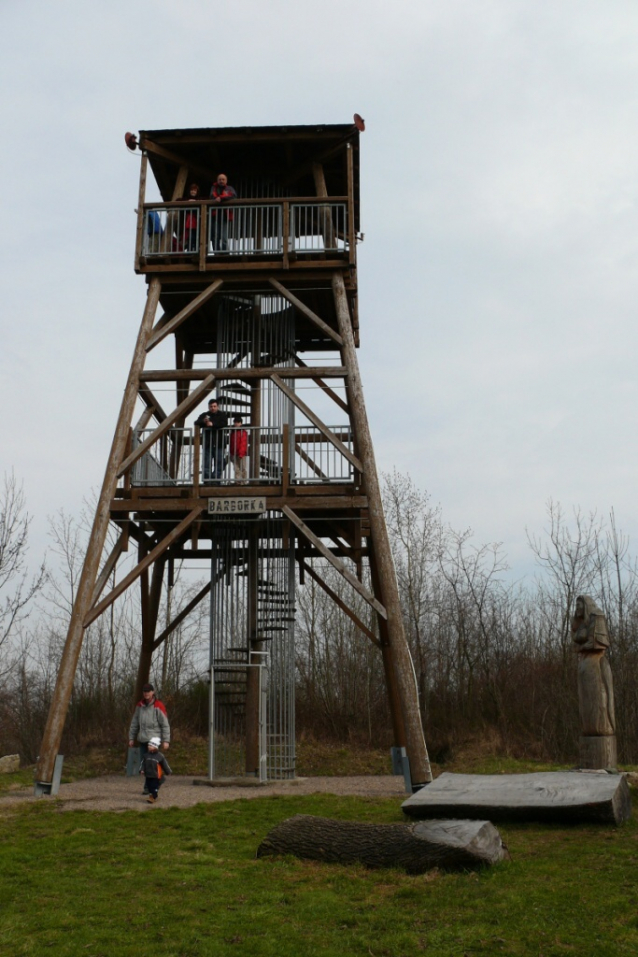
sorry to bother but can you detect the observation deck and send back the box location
[136,126,359,281]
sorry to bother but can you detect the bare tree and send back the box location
[527,501,604,658]
[383,470,442,704]
[0,472,45,669]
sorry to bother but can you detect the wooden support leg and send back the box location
[35,278,162,789]
[135,555,166,701]
[332,272,432,787]
[369,550,407,749]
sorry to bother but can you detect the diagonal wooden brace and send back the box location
[283,506,387,620]
[117,374,215,478]
[137,382,168,424]
[269,278,343,346]
[146,279,224,352]
[301,560,380,647]
[84,508,203,628]
[151,581,211,651]
[295,354,348,413]
[91,532,128,608]
[271,373,362,472]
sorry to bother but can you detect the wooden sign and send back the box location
[208,497,267,516]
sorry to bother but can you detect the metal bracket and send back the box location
[391,746,412,794]
[126,747,141,777]
[34,754,64,797]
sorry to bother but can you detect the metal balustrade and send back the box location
[143,207,201,256]
[290,203,348,253]
[140,200,349,259]
[210,204,283,255]
[291,427,354,482]
[130,428,193,485]
[129,425,354,487]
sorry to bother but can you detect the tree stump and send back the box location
[257,814,509,874]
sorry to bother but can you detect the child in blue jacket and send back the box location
[140,737,172,803]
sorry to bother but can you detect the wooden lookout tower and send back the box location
[35,118,432,792]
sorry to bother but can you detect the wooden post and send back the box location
[199,200,208,271]
[135,555,166,701]
[135,152,148,271]
[282,201,289,270]
[369,550,407,748]
[332,272,432,786]
[35,277,162,788]
[193,425,201,496]
[347,143,356,266]
[282,423,290,496]
[161,165,189,253]
[312,163,336,251]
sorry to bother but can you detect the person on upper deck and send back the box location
[182,183,201,252]
[209,173,237,252]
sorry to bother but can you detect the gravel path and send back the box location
[0,775,407,813]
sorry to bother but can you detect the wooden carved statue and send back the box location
[571,595,617,769]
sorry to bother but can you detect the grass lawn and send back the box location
[1,761,638,957]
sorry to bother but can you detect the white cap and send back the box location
[148,737,161,749]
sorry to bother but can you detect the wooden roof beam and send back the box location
[281,136,354,187]
[143,138,217,184]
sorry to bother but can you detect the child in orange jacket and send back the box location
[140,737,172,804]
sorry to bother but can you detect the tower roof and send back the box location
[138,122,361,229]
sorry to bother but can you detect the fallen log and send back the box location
[257,814,510,873]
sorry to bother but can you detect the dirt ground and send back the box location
[0,775,408,813]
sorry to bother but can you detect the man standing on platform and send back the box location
[195,398,229,482]
[209,173,237,252]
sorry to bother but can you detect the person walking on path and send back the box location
[140,737,172,803]
[129,682,170,794]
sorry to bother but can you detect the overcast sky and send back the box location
[2,0,638,581]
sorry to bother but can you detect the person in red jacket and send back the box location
[229,415,249,484]
[182,183,201,252]
[209,173,237,252]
